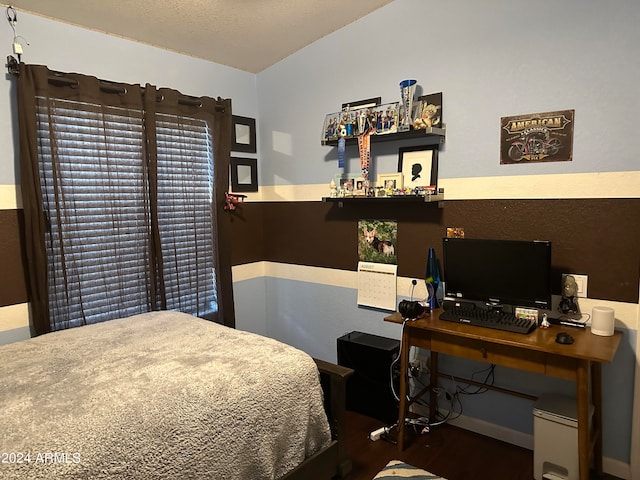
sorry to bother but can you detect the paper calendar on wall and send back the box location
[357,262,397,311]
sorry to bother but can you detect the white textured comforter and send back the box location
[0,311,331,479]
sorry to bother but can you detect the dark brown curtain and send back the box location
[17,64,235,335]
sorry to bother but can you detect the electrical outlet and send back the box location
[573,274,588,298]
[563,273,588,298]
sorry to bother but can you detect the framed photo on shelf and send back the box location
[414,92,442,129]
[322,112,341,143]
[371,102,399,135]
[377,172,403,191]
[398,145,439,190]
[231,115,257,153]
[353,177,366,196]
[334,173,361,194]
[230,157,258,192]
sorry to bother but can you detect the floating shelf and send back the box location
[321,127,445,147]
[322,193,444,207]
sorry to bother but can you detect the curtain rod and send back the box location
[48,75,220,110]
[6,59,225,112]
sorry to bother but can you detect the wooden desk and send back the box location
[385,309,622,480]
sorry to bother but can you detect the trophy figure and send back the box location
[357,109,366,135]
[399,79,417,132]
[329,178,337,198]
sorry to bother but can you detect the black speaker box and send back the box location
[337,331,400,423]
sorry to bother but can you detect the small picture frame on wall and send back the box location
[230,157,258,192]
[377,172,404,191]
[231,115,257,153]
[398,145,438,190]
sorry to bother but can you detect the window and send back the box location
[156,113,218,318]
[18,65,234,334]
[38,99,151,329]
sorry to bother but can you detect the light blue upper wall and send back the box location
[256,0,640,186]
[0,10,258,185]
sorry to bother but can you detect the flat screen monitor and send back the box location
[442,238,552,310]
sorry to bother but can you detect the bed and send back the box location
[0,311,352,480]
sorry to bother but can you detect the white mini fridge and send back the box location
[533,394,592,480]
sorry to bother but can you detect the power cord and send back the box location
[410,372,461,426]
[408,362,498,428]
[389,317,409,403]
[388,310,499,435]
[454,364,496,396]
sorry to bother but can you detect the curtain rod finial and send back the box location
[6,55,19,76]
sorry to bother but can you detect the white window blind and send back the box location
[36,98,217,330]
[156,113,217,317]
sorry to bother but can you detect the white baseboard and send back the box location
[410,404,630,479]
[603,458,631,480]
[411,403,532,449]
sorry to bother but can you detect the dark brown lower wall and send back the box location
[4,198,639,307]
[231,198,640,304]
[0,209,27,307]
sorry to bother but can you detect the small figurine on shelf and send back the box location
[337,122,347,138]
[340,106,357,138]
[366,185,376,197]
[357,109,367,135]
[329,178,337,198]
[540,313,551,329]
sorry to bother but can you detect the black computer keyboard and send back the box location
[439,306,537,334]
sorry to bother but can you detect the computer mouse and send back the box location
[555,332,574,345]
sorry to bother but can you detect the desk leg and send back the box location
[397,326,411,451]
[429,351,439,423]
[577,360,590,480]
[591,362,603,475]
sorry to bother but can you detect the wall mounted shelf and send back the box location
[322,193,444,208]
[321,127,445,147]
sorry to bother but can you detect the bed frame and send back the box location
[281,359,354,480]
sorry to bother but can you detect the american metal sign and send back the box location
[500,109,574,164]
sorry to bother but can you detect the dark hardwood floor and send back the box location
[343,410,620,480]
[344,410,533,480]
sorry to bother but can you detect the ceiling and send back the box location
[6,0,394,73]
